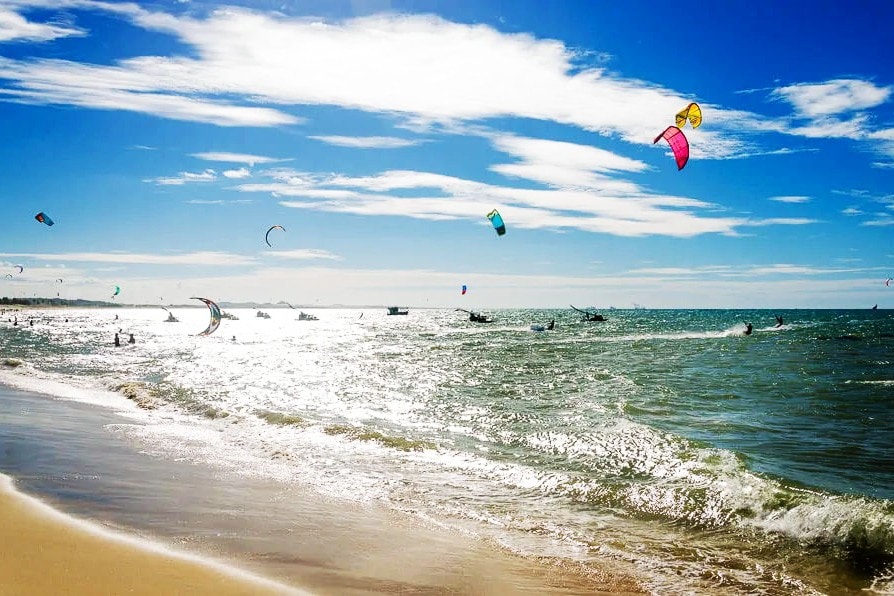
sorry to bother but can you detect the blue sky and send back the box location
[1,0,892,308]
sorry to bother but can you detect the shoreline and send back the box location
[0,473,304,595]
[0,381,644,595]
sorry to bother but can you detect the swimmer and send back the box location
[744,322,753,336]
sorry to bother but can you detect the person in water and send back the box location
[775,316,784,328]
[547,319,555,330]
[128,333,135,344]
[114,332,121,347]
[744,322,753,336]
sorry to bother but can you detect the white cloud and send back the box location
[772,79,891,118]
[263,249,343,261]
[191,151,288,165]
[185,199,252,205]
[0,251,257,265]
[0,6,84,42]
[768,195,810,204]
[0,5,748,155]
[222,167,250,179]
[309,135,421,148]
[146,168,216,185]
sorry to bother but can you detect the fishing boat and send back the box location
[297,311,318,321]
[387,306,409,315]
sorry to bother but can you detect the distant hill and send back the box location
[0,297,120,307]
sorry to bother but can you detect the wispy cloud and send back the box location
[263,249,343,261]
[191,152,288,165]
[0,4,753,157]
[0,251,257,265]
[0,6,84,42]
[146,169,217,185]
[185,199,252,205]
[630,263,880,277]
[228,132,820,238]
[309,135,421,149]
[768,195,810,204]
[772,79,891,118]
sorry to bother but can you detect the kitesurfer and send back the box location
[775,316,784,328]
[114,333,121,347]
[128,333,135,344]
[744,323,753,336]
[547,319,555,330]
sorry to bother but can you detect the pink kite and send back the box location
[653,126,689,170]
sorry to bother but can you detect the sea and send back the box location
[1,306,892,595]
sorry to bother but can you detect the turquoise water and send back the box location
[1,307,892,594]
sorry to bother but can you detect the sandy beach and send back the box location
[0,382,643,595]
[0,473,302,595]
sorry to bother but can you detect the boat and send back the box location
[221,311,239,320]
[570,305,606,322]
[469,311,494,323]
[455,308,494,323]
[386,307,409,315]
[256,310,271,319]
[297,311,318,321]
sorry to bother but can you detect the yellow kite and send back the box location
[675,103,702,129]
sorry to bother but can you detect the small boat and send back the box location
[221,311,239,320]
[297,311,318,321]
[387,306,409,315]
[256,310,271,319]
[455,308,493,323]
[570,305,607,322]
[469,311,494,323]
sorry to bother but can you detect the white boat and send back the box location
[297,311,318,321]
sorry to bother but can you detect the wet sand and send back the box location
[0,473,302,595]
[0,383,644,594]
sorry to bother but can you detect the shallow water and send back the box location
[1,306,892,594]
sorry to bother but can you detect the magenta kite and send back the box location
[653,126,689,170]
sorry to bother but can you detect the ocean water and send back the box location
[1,306,892,594]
